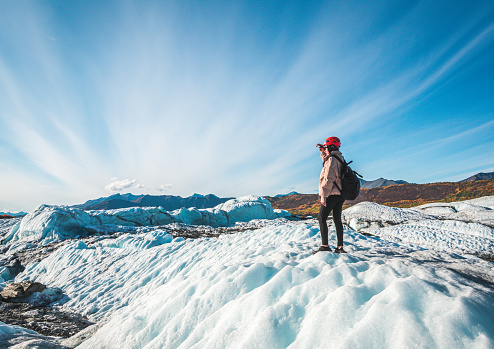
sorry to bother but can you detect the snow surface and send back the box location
[13,214,494,347]
[3,196,290,245]
[3,196,494,348]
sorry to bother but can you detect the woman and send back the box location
[314,136,346,254]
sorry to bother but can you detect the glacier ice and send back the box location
[13,216,494,348]
[342,196,494,254]
[2,196,291,245]
[414,199,494,228]
[2,204,98,244]
[97,230,174,250]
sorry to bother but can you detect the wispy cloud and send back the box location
[105,179,137,192]
[0,0,493,209]
[156,184,173,192]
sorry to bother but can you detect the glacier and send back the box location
[1,196,494,348]
[342,196,494,254]
[2,196,290,245]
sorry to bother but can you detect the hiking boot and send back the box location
[312,246,332,255]
[334,247,347,254]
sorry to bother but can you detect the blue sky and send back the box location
[1,0,494,211]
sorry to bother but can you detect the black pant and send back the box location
[318,195,344,247]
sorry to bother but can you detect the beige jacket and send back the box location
[319,150,344,198]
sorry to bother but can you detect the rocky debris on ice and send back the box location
[1,281,45,300]
[342,201,437,231]
[159,218,292,240]
[0,321,68,348]
[2,196,291,245]
[0,301,94,341]
[0,281,92,343]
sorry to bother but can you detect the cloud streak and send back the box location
[156,184,173,192]
[1,0,493,210]
[105,179,137,192]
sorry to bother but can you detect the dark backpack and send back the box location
[331,155,362,201]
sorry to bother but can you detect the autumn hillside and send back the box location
[0,215,15,219]
[267,179,494,217]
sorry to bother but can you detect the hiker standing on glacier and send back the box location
[314,136,346,254]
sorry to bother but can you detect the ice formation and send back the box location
[414,197,494,227]
[2,196,290,244]
[13,219,494,348]
[342,196,494,254]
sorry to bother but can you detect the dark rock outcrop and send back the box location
[1,281,46,302]
[1,281,64,307]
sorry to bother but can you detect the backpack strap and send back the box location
[330,155,345,193]
[332,155,362,178]
[333,180,343,193]
[331,155,352,166]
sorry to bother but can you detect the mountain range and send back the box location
[73,193,232,211]
[460,172,494,182]
[267,178,494,217]
[274,191,300,197]
[272,178,410,196]
[71,172,493,213]
[273,172,493,196]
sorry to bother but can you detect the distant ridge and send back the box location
[74,193,143,209]
[360,178,408,189]
[85,199,140,211]
[275,191,300,197]
[273,178,410,196]
[0,211,27,217]
[460,172,494,182]
[73,194,233,211]
[0,214,15,219]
